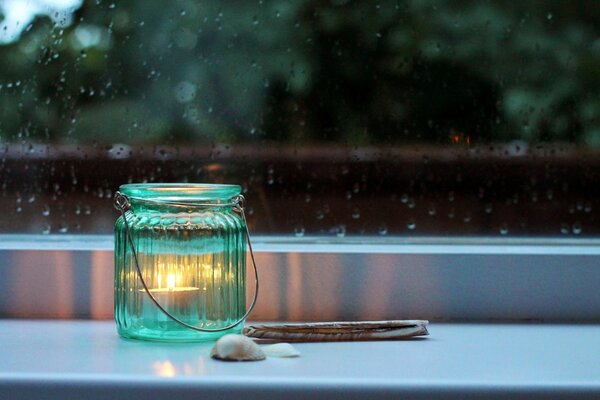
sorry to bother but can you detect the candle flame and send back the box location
[167,274,176,290]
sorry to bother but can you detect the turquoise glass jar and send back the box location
[114,183,248,342]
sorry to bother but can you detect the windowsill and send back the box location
[1,320,599,399]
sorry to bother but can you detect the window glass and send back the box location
[0,1,598,236]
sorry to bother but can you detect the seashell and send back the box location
[261,343,301,358]
[210,334,266,361]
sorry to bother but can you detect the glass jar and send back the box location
[114,183,247,342]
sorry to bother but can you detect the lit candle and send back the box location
[140,273,200,325]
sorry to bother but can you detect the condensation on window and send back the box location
[0,1,598,236]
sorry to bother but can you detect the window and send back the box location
[1,1,599,323]
[0,1,598,237]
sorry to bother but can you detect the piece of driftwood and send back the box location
[244,320,429,342]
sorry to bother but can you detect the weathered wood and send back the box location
[244,320,429,342]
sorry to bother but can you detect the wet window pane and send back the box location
[0,1,598,236]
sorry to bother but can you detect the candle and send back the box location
[140,273,200,326]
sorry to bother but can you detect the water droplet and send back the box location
[378,225,388,235]
[560,223,569,234]
[400,194,409,204]
[499,225,509,235]
[352,209,360,219]
[58,224,68,233]
[484,203,493,214]
[294,226,305,237]
[42,225,51,234]
[42,205,50,217]
[427,204,436,216]
[547,13,553,20]
[572,223,582,235]
[335,225,346,237]
[407,220,416,230]
[316,210,324,220]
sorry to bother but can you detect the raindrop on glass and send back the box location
[427,204,436,216]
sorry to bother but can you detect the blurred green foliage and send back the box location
[0,0,599,145]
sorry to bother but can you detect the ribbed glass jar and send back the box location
[114,183,246,342]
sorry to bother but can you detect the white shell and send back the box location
[210,334,266,361]
[261,343,301,358]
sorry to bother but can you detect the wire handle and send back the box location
[114,191,259,333]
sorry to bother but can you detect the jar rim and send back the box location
[119,183,241,202]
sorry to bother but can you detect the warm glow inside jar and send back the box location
[114,183,246,342]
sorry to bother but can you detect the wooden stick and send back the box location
[244,320,429,342]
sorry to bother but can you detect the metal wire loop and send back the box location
[113,192,130,212]
[113,191,259,333]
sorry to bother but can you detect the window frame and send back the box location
[1,234,598,321]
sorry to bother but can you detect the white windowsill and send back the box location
[1,320,599,400]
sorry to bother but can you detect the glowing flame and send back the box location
[167,274,176,290]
